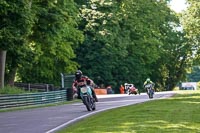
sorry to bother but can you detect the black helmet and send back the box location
[75,70,82,79]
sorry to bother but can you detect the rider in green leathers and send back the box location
[143,78,155,93]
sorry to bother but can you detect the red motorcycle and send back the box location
[125,83,140,95]
[128,86,140,95]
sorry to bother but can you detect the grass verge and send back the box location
[58,91,200,133]
[0,86,30,94]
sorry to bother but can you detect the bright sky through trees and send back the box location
[169,0,188,13]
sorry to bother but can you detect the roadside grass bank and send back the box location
[58,90,200,133]
[0,86,32,94]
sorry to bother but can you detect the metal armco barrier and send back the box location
[0,90,67,109]
[14,83,55,92]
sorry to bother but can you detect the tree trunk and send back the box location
[0,50,7,89]
[7,67,17,86]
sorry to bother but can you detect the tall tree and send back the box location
[17,0,84,85]
[0,0,34,88]
[74,0,193,91]
[75,0,183,91]
[0,51,6,88]
[181,0,200,64]
[75,0,123,88]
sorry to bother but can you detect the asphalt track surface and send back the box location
[0,91,176,133]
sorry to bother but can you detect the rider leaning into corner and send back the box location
[143,78,155,93]
[72,70,98,102]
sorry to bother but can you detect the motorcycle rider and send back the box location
[124,83,130,94]
[72,70,98,102]
[143,78,155,93]
[124,83,134,94]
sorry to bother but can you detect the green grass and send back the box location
[58,91,200,133]
[0,86,29,94]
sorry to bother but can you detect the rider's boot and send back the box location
[93,95,98,102]
[92,93,98,102]
[91,88,98,102]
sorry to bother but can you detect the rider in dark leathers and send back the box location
[72,70,98,102]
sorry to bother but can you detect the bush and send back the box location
[0,86,27,95]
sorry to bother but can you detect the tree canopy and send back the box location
[181,0,200,64]
[0,0,199,92]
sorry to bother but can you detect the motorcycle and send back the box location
[144,84,154,99]
[80,85,96,111]
[128,86,140,95]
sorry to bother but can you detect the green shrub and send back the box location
[0,86,27,95]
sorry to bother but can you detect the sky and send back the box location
[169,0,188,13]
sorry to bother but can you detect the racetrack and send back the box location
[0,91,176,133]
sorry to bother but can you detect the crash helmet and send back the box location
[146,78,150,82]
[75,70,82,79]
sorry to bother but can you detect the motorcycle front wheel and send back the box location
[148,91,153,99]
[83,96,91,111]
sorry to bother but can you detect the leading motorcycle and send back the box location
[144,84,154,99]
[80,85,96,111]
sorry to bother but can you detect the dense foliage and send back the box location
[0,0,199,92]
[0,0,35,88]
[75,0,193,91]
[181,0,200,64]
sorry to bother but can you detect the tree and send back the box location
[75,0,185,91]
[181,0,200,64]
[0,0,34,88]
[17,0,84,85]
[0,51,6,88]
[75,0,125,88]
[155,30,192,90]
